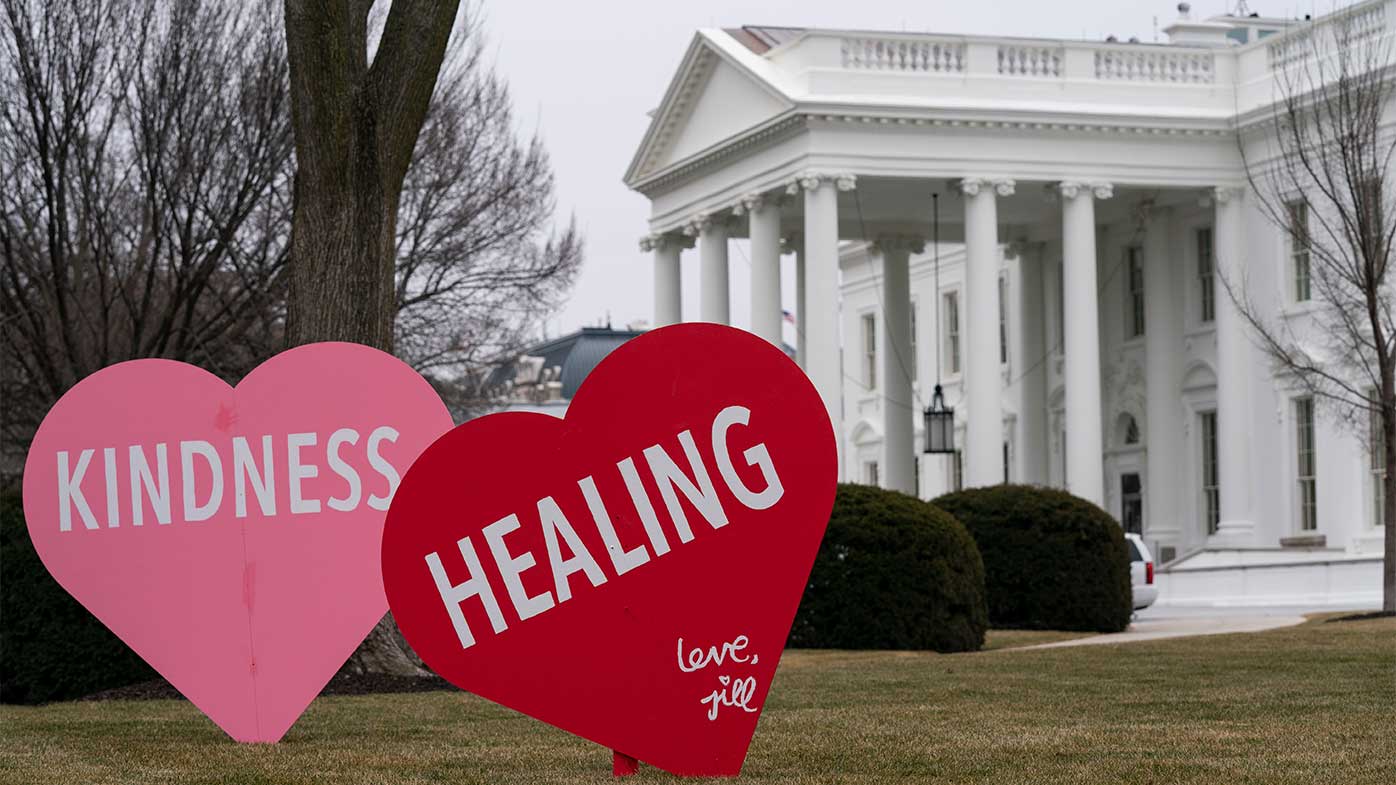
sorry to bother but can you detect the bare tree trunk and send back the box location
[282,0,460,675]
[1384,380,1396,613]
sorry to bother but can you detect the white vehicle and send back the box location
[1125,533,1158,611]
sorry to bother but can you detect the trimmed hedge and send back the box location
[1,492,154,703]
[933,484,1132,633]
[790,483,988,652]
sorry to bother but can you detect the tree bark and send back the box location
[1384,379,1396,613]
[282,0,460,674]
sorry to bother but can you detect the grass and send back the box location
[1,615,1392,785]
[980,628,1096,651]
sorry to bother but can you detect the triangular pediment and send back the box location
[625,32,793,186]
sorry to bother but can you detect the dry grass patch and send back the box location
[1,616,1391,784]
[980,628,1096,651]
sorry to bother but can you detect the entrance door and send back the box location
[1120,472,1143,534]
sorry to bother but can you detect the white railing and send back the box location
[998,44,1063,77]
[1338,2,1387,45]
[840,37,964,73]
[802,0,1391,98]
[1267,29,1313,70]
[1267,3,1387,69]
[1094,48,1215,83]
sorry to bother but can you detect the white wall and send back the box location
[837,201,1380,560]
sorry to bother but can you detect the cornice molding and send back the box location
[628,108,1235,198]
[631,113,807,196]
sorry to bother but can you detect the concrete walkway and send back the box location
[1016,605,1312,650]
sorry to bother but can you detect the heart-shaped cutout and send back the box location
[382,324,836,776]
[23,343,453,742]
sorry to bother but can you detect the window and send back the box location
[1371,395,1386,529]
[910,303,918,382]
[950,450,964,491]
[1002,441,1010,484]
[1200,411,1220,534]
[865,461,880,487]
[943,291,961,375]
[1287,201,1311,302]
[1295,396,1317,531]
[1055,263,1065,352]
[1197,227,1215,323]
[1126,247,1145,338]
[998,275,1009,364]
[861,313,876,390]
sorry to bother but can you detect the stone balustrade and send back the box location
[773,0,1396,116]
[840,37,964,73]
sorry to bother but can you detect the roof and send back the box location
[723,26,806,55]
[496,326,644,400]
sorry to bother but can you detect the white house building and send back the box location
[623,2,1388,607]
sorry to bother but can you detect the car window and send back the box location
[1127,539,1143,562]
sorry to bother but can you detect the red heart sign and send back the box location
[381,324,836,776]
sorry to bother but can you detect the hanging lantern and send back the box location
[923,383,955,454]
[923,191,955,455]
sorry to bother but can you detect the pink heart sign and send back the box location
[381,324,837,776]
[22,342,452,742]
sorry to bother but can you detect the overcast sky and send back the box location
[483,0,1315,338]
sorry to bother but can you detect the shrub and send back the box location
[1,491,154,703]
[933,484,1132,633]
[790,483,988,652]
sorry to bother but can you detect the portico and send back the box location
[625,3,1391,608]
[637,170,1247,514]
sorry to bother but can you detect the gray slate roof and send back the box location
[506,326,644,400]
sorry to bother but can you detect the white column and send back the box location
[1014,241,1048,485]
[643,233,683,327]
[741,193,782,346]
[1213,186,1254,541]
[794,171,855,476]
[689,214,730,325]
[793,240,807,366]
[1059,181,1110,506]
[877,234,923,495]
[961,177,1013,487]
[1143,204,1183,548]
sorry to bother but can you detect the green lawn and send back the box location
[980,628,1096,651]
[1,615,1392,785]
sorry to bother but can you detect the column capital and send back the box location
[639,232,693,252]
[785,170,857,195]
[1058,180,1113,200]
[732,191,784,216]
[1212,185,1244,204]
[872,233,926,255]
[682,212,735,236]
[959,177,1015,197]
